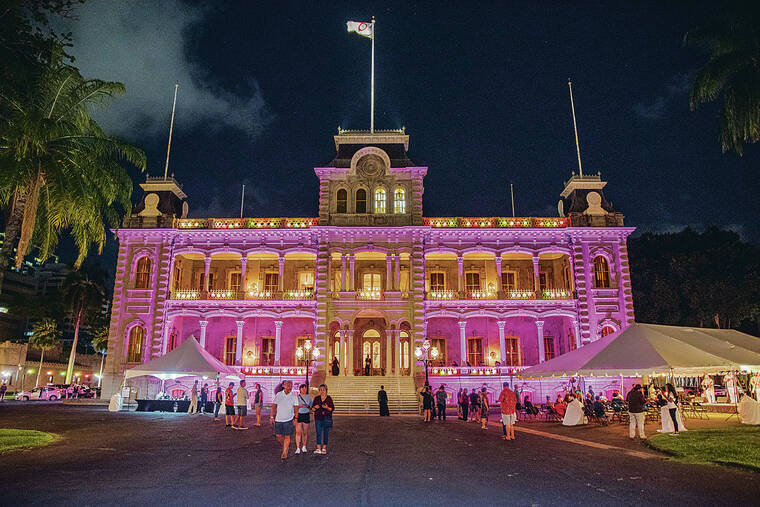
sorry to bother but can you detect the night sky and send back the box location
[57,1,758,270]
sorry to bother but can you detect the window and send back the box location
[569,328,577,351]
[601,325,615,337]
[261,337,275,366]
[401,330,410,369]
[362,329,381,370]
[539,272,548,291]
[563,265,572,290]
[229,272,241,292]
[333,333,340,360]
[127,326,144,363]
[363,273,382,291]
[501,271,516,291]
[173,266,181,291]
[356,189,367,213]
[505,337,520,366]
[394,187,406,214]
[224,336,236,366]
[593,256,610,288]
[199,272,214,291]
[467,337,483,366]
[167,329,177,352]
[465,272,480,292]
[430,272,445,291]
[264,273,279,292]
[135,257,152,289]
[374,187,386,213]
[333,271,342,292]
[336,188,347,213]
[431,338,446,365]
[544,335,556,361]
[299,272,315,292]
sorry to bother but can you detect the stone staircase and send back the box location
[325,376,419,415]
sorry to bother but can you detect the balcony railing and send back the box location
[430,366,528,376]
[356,289,383,300]
[175,217,318,229]
[423,217,570,228]
[425,289,574,300]
[170,289,315,301]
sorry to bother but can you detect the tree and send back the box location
[684,0,760,155]
[61,265,105,384]
[0,49,146,292]
[29,317,61,388]
[91,323,108,389]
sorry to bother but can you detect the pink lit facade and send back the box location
[102,131,635,399]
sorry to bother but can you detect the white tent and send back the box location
[520,323,760,379]
[125,336,238,380]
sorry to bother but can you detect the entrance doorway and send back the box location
[361,329,382,375]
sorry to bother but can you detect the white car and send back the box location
[15,386,62,401]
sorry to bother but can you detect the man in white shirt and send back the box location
[270,380,299,459]
[187,380,199,414]
[235,380,249,430]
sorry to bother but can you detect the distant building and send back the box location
[102,130,635,404]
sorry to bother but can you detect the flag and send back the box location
[347,20,373,39]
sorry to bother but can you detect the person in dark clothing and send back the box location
[331,356,340,376]
[200,383,209,414]
[364,356,372,376]
[422,386,434,421]
[593,395,608,424]
[435,386,447,420]
[626,384,647,439]
[460,388,470,421]
[378,385,390,416]
[470,390,480,422]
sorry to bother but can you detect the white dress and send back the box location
[562,399,585,426]
[738,395,760,425]
[658,404,687,433]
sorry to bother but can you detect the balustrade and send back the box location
[170,289,315,301]
[424,289,575,301]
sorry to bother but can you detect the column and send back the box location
[203,256,211,292]
[162,317,173,355]
[385,329,392,375]
[532,253,541,295]
[458,320,467,365]
[497,320,507,364]
[573,320,582,350]
[394,253,401,290]
[347,330,355,376]
[536,320,545,363]
[349,254,356,291]
[340,329,346,374]
[457,255,464,292]
[386,254,392,290]
[235,320,244,364]
[340,254,347,291]
[274,320,283,365]
[240,255,248,293]
[278,255,285,291]
[199,319,208,348]
[495,256,503,293]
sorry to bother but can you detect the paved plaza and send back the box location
[1,403,758,506]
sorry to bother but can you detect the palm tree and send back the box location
[29,318,61,388]
[62,266,105,384]
[0,48,146,291]
[91,324,109,390]
[684,1,760,155]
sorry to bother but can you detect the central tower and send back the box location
[314,129,426,226]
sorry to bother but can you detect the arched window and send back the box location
[400,330,410,369]
[336,188,347,213]
[394,187,406,214]
[333,331,340,360]
[601,325,616,337]
[127,326,144,363]
[593,256,610,288]
[356,189,367,213]
[135,257,152,289]
[374,187,386,213]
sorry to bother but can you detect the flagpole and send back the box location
[371,16,375,133]
[164,83,179,180]
[567,79,583,177]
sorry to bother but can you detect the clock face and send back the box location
[356,154,385,178]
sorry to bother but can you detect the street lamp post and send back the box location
[414,339,439,386]
[296,338,320,389]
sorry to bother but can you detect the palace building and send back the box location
[103,129,635,411]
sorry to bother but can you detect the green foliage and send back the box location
[0,429,57,453]
[629,228,760,330]
[62,265,105,323]
[91,324,108,355]
[649,426,760,470]
[29,317,61,351]
[684,0,760,155]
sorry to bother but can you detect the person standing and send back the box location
[200,383,209,414]
[435,386,447,421]
[188,380,199,414]
[626,384,647,440]
[470,389,480,422]
[364,355,372,376]
[270,380,299,460]
[224,382,236,428]
[378,385,390,416]
[498,382,517,440]
[235,380,249,430]
[331,356,340,376]
[460,388,469,421]
[725,372,739,404]
[0,381,7,402]
[313,384,334,455]
[751,372,760,401]
[213,386,223,422]
[253,383,263,426]
[479,389,490,429]
[295,384,313,454]
[456,388,463,419]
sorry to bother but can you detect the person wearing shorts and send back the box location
[271,380,299,459]
[294,383,313,454]
[498,382,517,441]
[224,382,236,428]
[235,379,249,430]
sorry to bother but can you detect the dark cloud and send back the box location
[634,72,694,120]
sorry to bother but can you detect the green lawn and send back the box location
[649,426,760,470]
[0,429,57,453]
